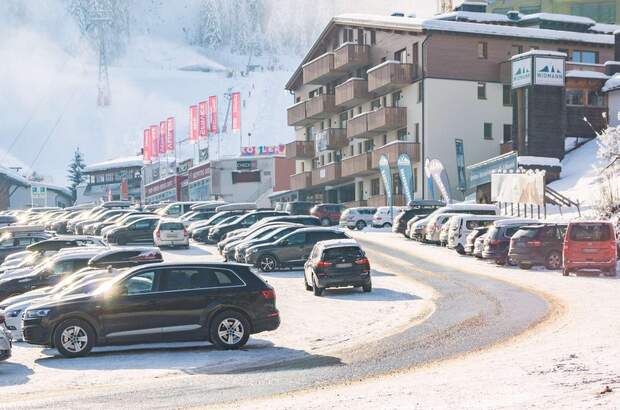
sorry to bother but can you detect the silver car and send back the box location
[0,313,12,361]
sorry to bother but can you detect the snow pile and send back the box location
[517,156,561,167]
[602,73,620,92]
[566,70,609,80]
[83,156,144,173]
[518,12,596,26]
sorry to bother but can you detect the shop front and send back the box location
[144,175,186,204]
[188,162,211,201]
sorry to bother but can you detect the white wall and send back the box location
[608,90,620,127]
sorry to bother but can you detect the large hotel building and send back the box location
[283,1,616,206]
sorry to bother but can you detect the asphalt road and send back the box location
[6,235,548,409]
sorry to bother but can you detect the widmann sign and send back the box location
[511,53,565,89]
[145,175,179,197]
[188,162,211,182]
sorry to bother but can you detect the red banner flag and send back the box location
[143,128,151,162]
[198,100,208,139]
[209,96,218,133]
[150,125,159,158]
[231,92,241,133]
[189,105,198,144]
[166,117,175,152]
[159,121,167,154]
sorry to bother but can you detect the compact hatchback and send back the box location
[154,220,189,248]
[339,207,377,230]
[508,223,567,270]
[310,204,344,226]
[304,239,371,296]
[563,221,617,276]
[22,263,280,357]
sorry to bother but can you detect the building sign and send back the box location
[177,159,194,175]
[241,145,285,156]
[30,185,47,200]
[466,151,518,188]
[455,139,466,191]
[491,171,545,206]
[236,160,255,171]
[145,176,177,197]
[378,155,393,208]
[512,57,532,89]
[397,153,415,205]
[534,57,564,86]
[231,91,241,133]
[188,162,211,182]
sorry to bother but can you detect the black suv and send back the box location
[207,211,287,242]
[22,263,280,357]
[508,223,567,270]
[284,201,315,215]
[105,217,161,245]
[191,211,246,242]
[246,227,350,272]
[393,201,444,235]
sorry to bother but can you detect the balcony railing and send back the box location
[306,94,338,119]
[372,141,420,168]
[302,52,344,85]
[367,61,414,94]
[341,152,374,178]
[500,141,514,155]
[335,78,371,108]
[311,162,341,185]
[287,101,312,127]
[285,140,315,159]
[290,171,312,191]
[367,106,407,134]
[315,128,347,151]
[346,113,368,139]
[367,194,407,207]
[334,43,370,71]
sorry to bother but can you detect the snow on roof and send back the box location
[590,23,620,34]
[435,11,512,23]
[510,49,567,60]
[519,13,595,26]
[84,156,143,173]
[566,70,609,80]
[0,165,28,186]
[517,156,561,167]
[335,77,365,87]
[602,73,620,92]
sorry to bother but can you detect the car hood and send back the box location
[0,267,33,281]
[0,271,38,286]
[30,293,94,310]
[0,287,52,309]
[5,296,48,312]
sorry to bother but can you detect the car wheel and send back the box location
[53,319,95,358]
[606,265,617,277]
[456,245,465,255]
[312,277,324,296]
[258,255,277,272]
[495,258,506,265]
[362,281,372,293]
[545,251,562,270]
[356,220,366,230]
[382,222,392,228]
[320,218,331,226]
[209,310,250,350]
[507,256,518,267]
[304,276,312,291]
[116,236,127,246]
[519,263,532,270]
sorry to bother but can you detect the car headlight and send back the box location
[25,309,50,319]
[7,309,21,318]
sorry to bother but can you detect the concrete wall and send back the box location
[608,90,620,126]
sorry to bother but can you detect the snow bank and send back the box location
[517,156,561,167]
[566,70,609,80]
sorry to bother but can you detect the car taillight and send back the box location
[354,257,369,265]
[261,289,275,300]
[527,241,542,247]
[488,239,500,246]
[316,261,333,269]
[155,229,161,238]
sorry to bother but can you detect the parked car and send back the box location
[405,215,428,239]
[246,227,350,272]
[100,213,153,237]
[425,213,460,244]
[372,206,406,228]
[303,239,371,296]
[207,211,287,242]
[393,201,444,235]
[0,215,17,228]
[0,313,11,361]
[473,232,488,259]
[310,204,344,226]
[77,209,129,235]
[189,211,246,239]
[508,223,567,270]
[482,219,537,265]
[447,215,506,254]
[220,224,294,261]
[192,214,245,243]
[105,216,161,245]
[285,201,315,215]
[83,210,132,235]
[409,216,431,241]
[154,220,189,249]
[22,262,280,357]
[179,211,216,228]
[234,225,304,263]
[464,227,488,256]
[563,221,617,276]
[156,202,202,217]
[439,221,451,247]
[0,228,53,263]
[339,207,377,230]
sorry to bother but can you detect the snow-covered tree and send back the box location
[67,147,86,201]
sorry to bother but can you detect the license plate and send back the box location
[583,248,599,253]
[336,263,352,268]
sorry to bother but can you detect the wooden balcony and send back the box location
[285,140,315,159]
[290,171,312,191]
[367,194,407,207]
[342,199,368,208]
[287,101,312,127]
[306,94,338,119]
[303,53,344,85]
[346,113,368,139]
[367,107,407,134]
[334,43,370,71]
[341,152,374,178]
[500,141,514,155]
[371,141,420,168]
[311,163,342,186]
[335,78,371,108]
[367,62,414,94]
[315,128,347,151]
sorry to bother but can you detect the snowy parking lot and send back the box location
[0,241,432,399]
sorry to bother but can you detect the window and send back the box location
[503,84,512,106]
[357,28,364,44]
[124,271,157,295]
[588,90,605,107]
[397,128,408,141]
[343,28,354,43]
[133,219,153,230]
[382,134,387,145]
[478,42,488,59]
[477,82,486,100]
[503,124,512,144]
[364,139,374,152]
[483,123,493,140]
[394,48,407,63]
[339,112,348,128]
[519,5,541,14]
[412,42,419,68]
[566,89,584,105]
[349,145,354,156]
[417,81,423,103]
[371,98,382,110]
[370,30,376,45]
[569,224,611,241]
[160,268,243,291]
[392,91,403,107]
[414,123,420,143]
[572,50,598,64]
[371,178,380,196]
[285,233,305,246]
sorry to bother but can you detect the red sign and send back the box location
[150,125,159,158]
[159,121,167,154]
[143,128,151,162]
[189,105,198,144]
[198,101,208,139]
[231,92,241,133]
[188,162,211,183]
[209,96,218,133]
[120,178,129,200]
[166,117,175,152]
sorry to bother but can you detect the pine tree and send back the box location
[67,147,86,201]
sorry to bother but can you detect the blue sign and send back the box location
[455,139,466,191]
[466,151,518,189]
[397,153,415,205]
[378,154,393,208]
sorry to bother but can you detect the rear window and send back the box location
[512,228,539,239]
[504,227,521,237]
[160,222,184,230]
[569,224,612,241]
[322,246,364,261]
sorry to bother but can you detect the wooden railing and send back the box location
[368,62,414,94]
[311,163,342,185]
[371,141,420,168]
[335,78,370,108]
[367,107,407,134]
[285,141,315,159]
[306,94,338,119]
[287,102,308,126]
[290,171,312,191]
[341,152,373,178]
[334,43,370,71]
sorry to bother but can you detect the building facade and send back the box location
[80,156,143,203]
[284,7,615,204]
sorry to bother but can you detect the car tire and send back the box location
[362,281,372,293]
[304,276,312,291]
[382,223,392,228]
[507,256,518,267]
[258,255,277,272]
[606,265,617,277]
[456,245,465,255]
[545,251,562,270]
[116,236,127,246]
[312,277,324,296]
[53,318,95,358]
[209,310,250,350]
[356,220,366,230]
[519,263,532,270]
[320,218,331,226]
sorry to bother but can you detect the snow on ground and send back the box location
[0,242,432,395]
[227,231,620,410]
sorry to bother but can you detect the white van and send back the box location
[372,206,406,228]
[425,213,460,243]
[447,214,507,253]
[421,203,497,243]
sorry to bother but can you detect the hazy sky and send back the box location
[327,0,438,18]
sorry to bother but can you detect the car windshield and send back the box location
[569,224,611,241]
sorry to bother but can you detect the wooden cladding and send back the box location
[346,113,368,139]
[311,163,342,185]
[334,43,369,71]
[335,78,370,108]
[368,62,414,94]
[285,140,315,159]
[306,94,338,119]
[367,107,407,134]
[341,152,373,178]
[287,102,310,126]
[317,128,347,150]
[290,171,313,190]
[303,53,341,85]
[371,141,420,168]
